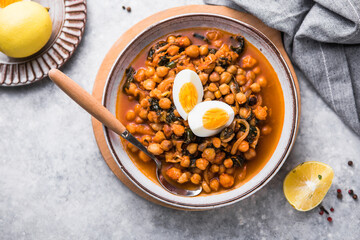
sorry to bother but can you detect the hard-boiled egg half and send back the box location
[188,101,234,137]
[172,69,203,120]
[173,70,234,137]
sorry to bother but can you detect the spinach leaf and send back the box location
[148,98,161,112]
[166,61,177,69]
[230,35,245,55]
[192,33,210,44]
[231,155,246,168]
[246,126,258,143]
[184,128,197,144]
[122,66,135,92]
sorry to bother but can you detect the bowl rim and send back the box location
[102,13,299,210]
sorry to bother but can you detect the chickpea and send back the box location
[208,83,218,92]
[199,72,209,85]
[215,66,225,74]
[140,135,151,146]
[246,71,256,80]
[126,110,136,121]
[204,98,212,102]
[173,109,181,117]
[145,66,155,77]
[152,74,163,83]
[219,84,230,95]
[236,92,247,105]
[261,125,272,135]
[127,142,138,153]
[147,111,160,123]
[134,104,143,114]
[126,123,137,134]
[224,158,233,168]
[214,90,222,99]
[137,125,155,135]
[191,173,202,185]
[140,98,149,108]
[253,106,268,120]
[185,45,200,58]
[237,68,246,75]
[242,55,257,68]
[224,94,235,105]
[238,141,250,152]
[220,72,232,84]
[226,167,235,175]
[196,158,209,170]
[172,124,185,136]
[134,69,146,82]
[210,178,220,191]
[212,137,221,148]
[160,140,172,151]
[199,45,209,56]
[147,143,163,155]
[153,131,166,143]
[202,148,216,161]
[167,35,176,43]
[257,76,267,87]
[250,83,261,93]
[209,71,220,82]
[204,90,215,100]
[138,151,150,162]
[239,107,251,119]
[167,45,179,56]
[236,74,247,85]
[227,65,238,75]
[166,167,182,181]
[213,40,223,48]
[219,173,234,188]
[142,79,156,90]
[202,181,211,193]
[219,164,226,174]
[159,98,171,109]
[214,151,226,164]
[180,156,191,168]
[253,66,261,75]
[244,148,256,160]
[135,117,144,124]
[156,66,169,78]
[127,83,137,95]
[176,36,191,47]
[186,143,198,155]
[210,164,220,173]
[138,109,148,120]
[178,172,191,184]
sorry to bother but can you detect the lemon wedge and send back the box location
[283,161,334,211]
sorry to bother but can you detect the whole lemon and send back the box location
[0,1,52,58]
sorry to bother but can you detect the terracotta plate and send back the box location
[0,0,86,86]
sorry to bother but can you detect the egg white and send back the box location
[172,69,204,120]
[188,101,235,137]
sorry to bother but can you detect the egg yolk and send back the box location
[179,82,198,113]
[202,108,229,129]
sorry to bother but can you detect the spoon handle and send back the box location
[48,69,162,167]
[48,68,126,136]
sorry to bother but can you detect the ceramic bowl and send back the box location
[102,13,299,210]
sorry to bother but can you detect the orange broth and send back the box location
[116,28,284,195]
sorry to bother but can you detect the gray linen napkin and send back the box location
[205,0,360,136]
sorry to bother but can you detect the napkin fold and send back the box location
[205,0,360,136]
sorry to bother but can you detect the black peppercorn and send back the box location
[348,161,353,166]
[353,194,358,200]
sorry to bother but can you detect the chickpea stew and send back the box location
[116,28,284,195]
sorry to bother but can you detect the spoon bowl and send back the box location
[48,69,202,197]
